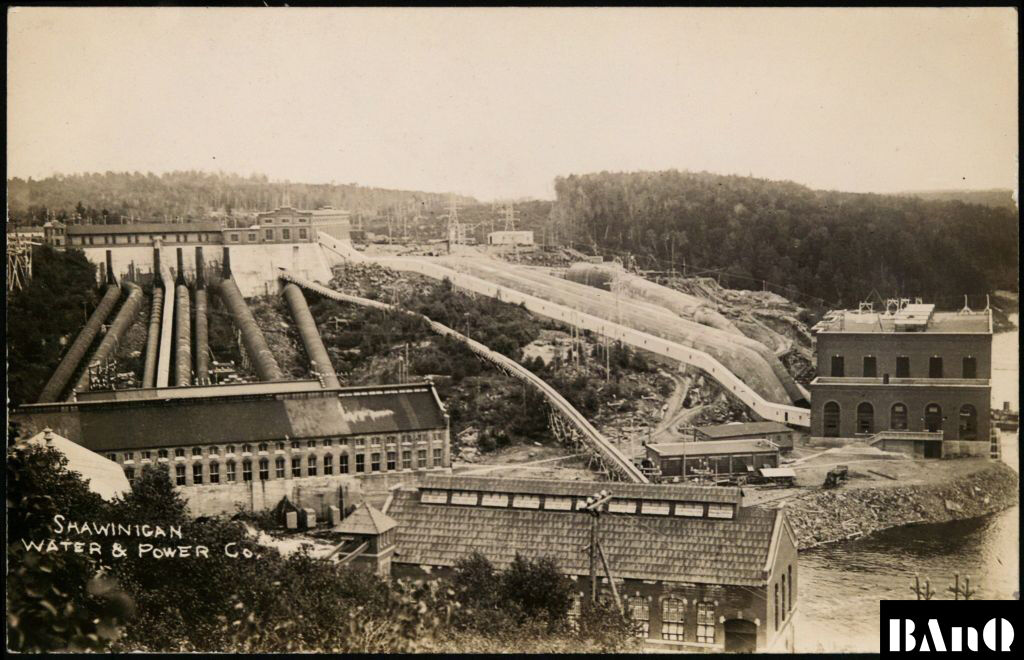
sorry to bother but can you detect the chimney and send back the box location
[43,428,54,446]
[105,250,115,285]
[222,247,232,278]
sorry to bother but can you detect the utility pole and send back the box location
[581,489,622,613]
[947,574,976,600]
[911,575,934,600]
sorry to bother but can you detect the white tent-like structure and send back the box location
[23,428,131,501]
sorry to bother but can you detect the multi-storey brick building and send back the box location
[808,302,992,457]
[10,380,451,490]
[248,206,350,244]
[65,222,225,248]
[384,475,797,652]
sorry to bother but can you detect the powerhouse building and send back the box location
[9,381,451,488]
[808,303,992,457]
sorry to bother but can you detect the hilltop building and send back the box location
[384,475,797,652]
[808,302,992,457]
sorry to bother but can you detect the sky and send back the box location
[7,7,1018,201]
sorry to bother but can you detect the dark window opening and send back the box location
[896,356,910,378]
[830,355,844,377]
[863,356,877,378]
[929,357,943,378]
[962,357,977,379]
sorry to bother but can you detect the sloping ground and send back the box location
[766,460,1018,549]
[434,256,797,405]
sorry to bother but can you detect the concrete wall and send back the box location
[76,243,333,297]
[809,382,991,440]
[816,333,992,380]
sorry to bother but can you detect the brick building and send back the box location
[384,475,797,652]
[808,303,992,457]
[10,381,451,489]
[66,222,224,248]
[248,206,350,245]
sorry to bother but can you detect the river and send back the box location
[796,320,1019,653]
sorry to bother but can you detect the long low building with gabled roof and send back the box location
[381,475,797,653]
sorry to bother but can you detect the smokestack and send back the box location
[105,250,115,284]
[176,248,185,285]
[153,248,161,282]
[222,247,232,278]
[195,247,205,287]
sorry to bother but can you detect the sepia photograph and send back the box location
[5,6,1019,654]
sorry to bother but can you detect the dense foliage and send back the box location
[550,170,1019,307]
[6,246,100,406]
[6,443,638,653]
[7,171,476,225]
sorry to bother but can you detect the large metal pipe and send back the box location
[70,281,144,396]
[282,283,340,388]
[154,244,175,388]
[193,247,210,385]
[142,286,164,388]
[141,248,163,388]
[38,284,121,402]
[216,249,283,381]
[174,248,192,386]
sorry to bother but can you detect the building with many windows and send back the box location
[808,303,992,457]
[10,381,451,490]
[384,475,797,652]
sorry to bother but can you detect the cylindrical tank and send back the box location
[216,277,284,381]
[142,285,164,388]
[37,284,121,402]
[70,281,144,396]
[282,283,340,388]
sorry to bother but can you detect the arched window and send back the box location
[781,575,786,622]
[275,456,285,478]
[661,598,685,641]
[925,404,943,433]
[226,445,235,455]
[958,405,978,440]
[856,402,874,434]
[258,443,268,453]
[307,454,318,476]
[788,565,793,611]
[823,401,840,437]
[890,403,908,430]
[774,584,779,630]
[209,462,220,484]
[627,596,650,638]
[242,460,252,482]
[259,458,269,480]
[226,461,236,482]
[242,444,252,454]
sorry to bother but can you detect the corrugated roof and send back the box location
[12,386,446,452]
[24,431,131,501]
[388,489,777,586]
[335,502,397,535]
[67,222,222,235]
[697,421,793,438]
[418,475,741,504]
[647,439,779,457]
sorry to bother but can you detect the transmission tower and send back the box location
[503,201,518,231]
[7,233,38,293]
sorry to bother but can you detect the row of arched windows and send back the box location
[822,402,977,438]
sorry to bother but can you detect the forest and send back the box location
[6,171,476,225]
[548,170,1018,308]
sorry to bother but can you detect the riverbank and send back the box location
[766,461,1018,550]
